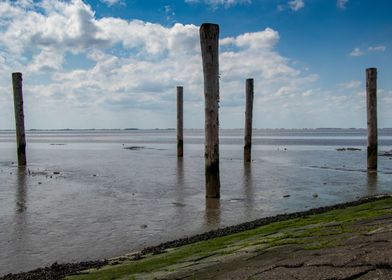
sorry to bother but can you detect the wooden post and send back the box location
[177,86,184,157]
[200,23,220,198]
[244,78,254,162]
[12,72,27,166]
[366,68,377,172]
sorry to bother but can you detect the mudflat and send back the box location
[2,195,392,280]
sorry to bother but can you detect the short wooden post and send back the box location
[366,68,377,172]
[12,72,27,166]
[244,78,254,162]
[200,23,220,198]
[177,86,184,157]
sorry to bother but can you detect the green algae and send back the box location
[67,196,392,280]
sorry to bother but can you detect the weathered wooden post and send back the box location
[200,23,220,198]
[177,86,184,157]
[244,78,254,162]
[366,68,377,172]
[12,72,27,166]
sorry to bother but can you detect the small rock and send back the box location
[93,174,97,177]
[312,193,318,198]
[140,224,148,229]
[53,171,60,175]
[38,182,42,185]
[283,194,290,198]
[347,147,361,151]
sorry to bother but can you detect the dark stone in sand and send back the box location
[337,147,361,151]
[123,146,145,150]
[380,151,392,157]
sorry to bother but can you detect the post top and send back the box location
[366,67,377,71]
[200,23,219,30]
[12,72,22,76]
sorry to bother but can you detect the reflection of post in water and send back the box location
[366,173,378,197]
[12,167,29,270]
[204,198,221,228]
[174,158,185,206]
[16,167,27,213]
[243,163,254,216]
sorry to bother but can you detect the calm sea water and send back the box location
[1,129,392,275]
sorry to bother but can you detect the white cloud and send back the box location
[3,0,375,129]
[337,0,348,9]
[277,4,285,12]
[185,0,251,8]
[164,5,175,21]
[100,0,124,7]
[368,45,386,52]
[349,48,364,57]
[349,45,386,57]
[339,80,362,89]
[288,0,304,11]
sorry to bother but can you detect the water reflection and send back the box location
[12,167,29,269]
[243,163,254,218]
[366,173,378,196]
[204,198,221,227]
[15,167,27,213]
[174,158,185,206]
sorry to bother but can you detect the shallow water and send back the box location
[1,129,392,275]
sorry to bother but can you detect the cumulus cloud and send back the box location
[288,0,304,11]
[0,0,330,129]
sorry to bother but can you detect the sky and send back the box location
[0,0,391,129]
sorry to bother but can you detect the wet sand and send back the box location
[1,129,392,275]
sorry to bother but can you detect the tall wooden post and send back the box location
[12,72,27,166]
[177,86,184,157]
[366,68,377,173]
[200,23,220,198]
[244,78,254,162]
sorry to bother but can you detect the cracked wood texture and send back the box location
[177,86,183,157]
[244,78,254,162]
[12,72,27,166]
[200,23,220,198]
[366,68,378,172]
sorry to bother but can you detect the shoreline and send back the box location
[1,194,391,280]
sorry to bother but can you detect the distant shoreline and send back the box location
[2,128,392,132]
